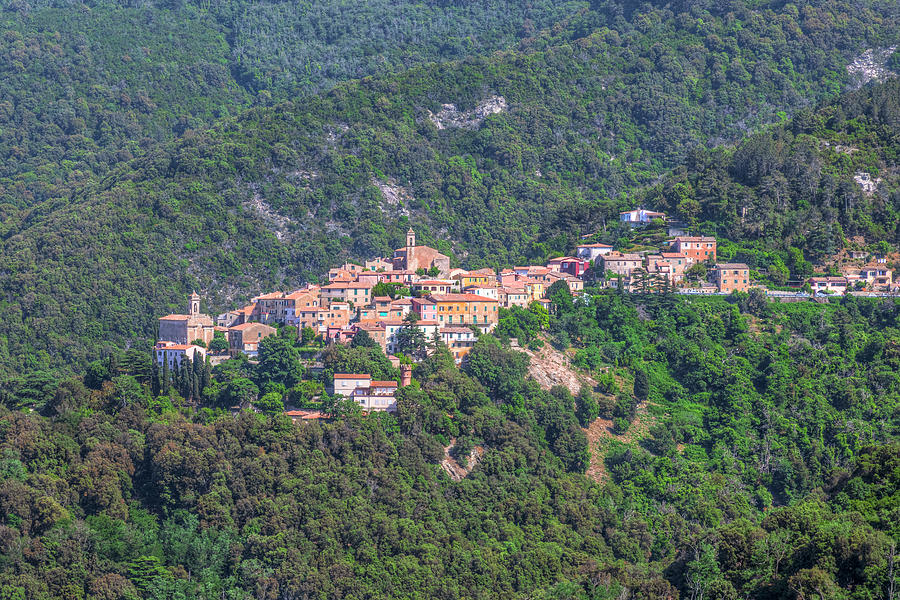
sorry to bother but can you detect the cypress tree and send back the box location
[161,358,170,395]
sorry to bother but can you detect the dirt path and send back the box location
[583,402,655,483]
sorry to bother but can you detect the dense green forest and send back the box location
[1,289,897,598]
[639,76,900,260]
[1,0,898,374]
[2,1,899,598]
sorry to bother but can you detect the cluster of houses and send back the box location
[153,220,896,412]
[806,263,894,294]
[152,227,736,381]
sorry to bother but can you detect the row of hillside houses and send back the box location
[587,236,749,294]
[198,228,596,363]
[156,225,896,372]
[154,230,737,369]
[807,264,894,294]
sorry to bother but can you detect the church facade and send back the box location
[392,228,450,276]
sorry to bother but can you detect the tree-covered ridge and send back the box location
[225,0,588,95]
[0,292,897,599]
[640,76,900,259]
[0,0,588,203]
[1,1,898,375]
[0,6,251,208]
[1,0,896,209]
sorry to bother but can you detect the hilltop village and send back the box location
[154,214,898,414]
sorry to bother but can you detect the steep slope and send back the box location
[1,0,899,374]
[0,0,589,205]
[639,77,900,262]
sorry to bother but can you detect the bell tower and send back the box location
[406,227,416,249]
[189,291,201,316]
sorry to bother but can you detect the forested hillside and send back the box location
[639,77,900,260]
[0,0,583,204]
[0,291,897,599]
[1,0,898,374]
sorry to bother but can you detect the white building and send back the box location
[463,286,499,301]
[619,209,665,226]
[154,341,206,370]
[332,374,398,412]
[575,243,613,261]
[381,319,440,355]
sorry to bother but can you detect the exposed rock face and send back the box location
[244,189,295,240]
[440,439,484,481]
[427,95,507,130]
[846,46,897,88]
[854,171,881,195]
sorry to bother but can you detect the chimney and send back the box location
[400,364,412,387]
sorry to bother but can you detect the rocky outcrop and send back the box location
[427,95,507,130]
[846,47,897,88]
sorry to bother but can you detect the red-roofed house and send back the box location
[154,341,207,370]
[321,280,374,306]
[411,280,457,295]
[672,236,716,262]
[576,243,613,261]
[227,322,276,357]
[382,319,440,354]
[332,374,399,412]
[428,293,499,331]
[411,297,437,321]
[440,326,477,364]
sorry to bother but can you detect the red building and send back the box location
[672,236,717,262]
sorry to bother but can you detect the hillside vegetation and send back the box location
[639,77,900,261]
[1,0,898,374]
[0,292,897,599]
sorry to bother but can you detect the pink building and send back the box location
[411,297,437,321]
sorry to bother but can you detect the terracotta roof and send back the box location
[372,296,392,302]
[323,281,373,289]
[255,291,283,300]
[284,410,327,420]
[334,374,371,379]
[155,342,200,350]
[414,280,453,285]
[604,252,642,261]
[660,252,687,258]
[238,304,257,315]
[621,209,664,216]
[229,322,274,331]
[715,263,749,270]
[159,314,189,321]
[674,236,716,242]
[441,327,474,334]
[577,243,612,248]
[428,293,499,302]
[390,298,413,305]
[370,381,398,388]
[284,290,318,300]
[380,319,439,326]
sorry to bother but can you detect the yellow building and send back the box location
[428,293,499,331]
